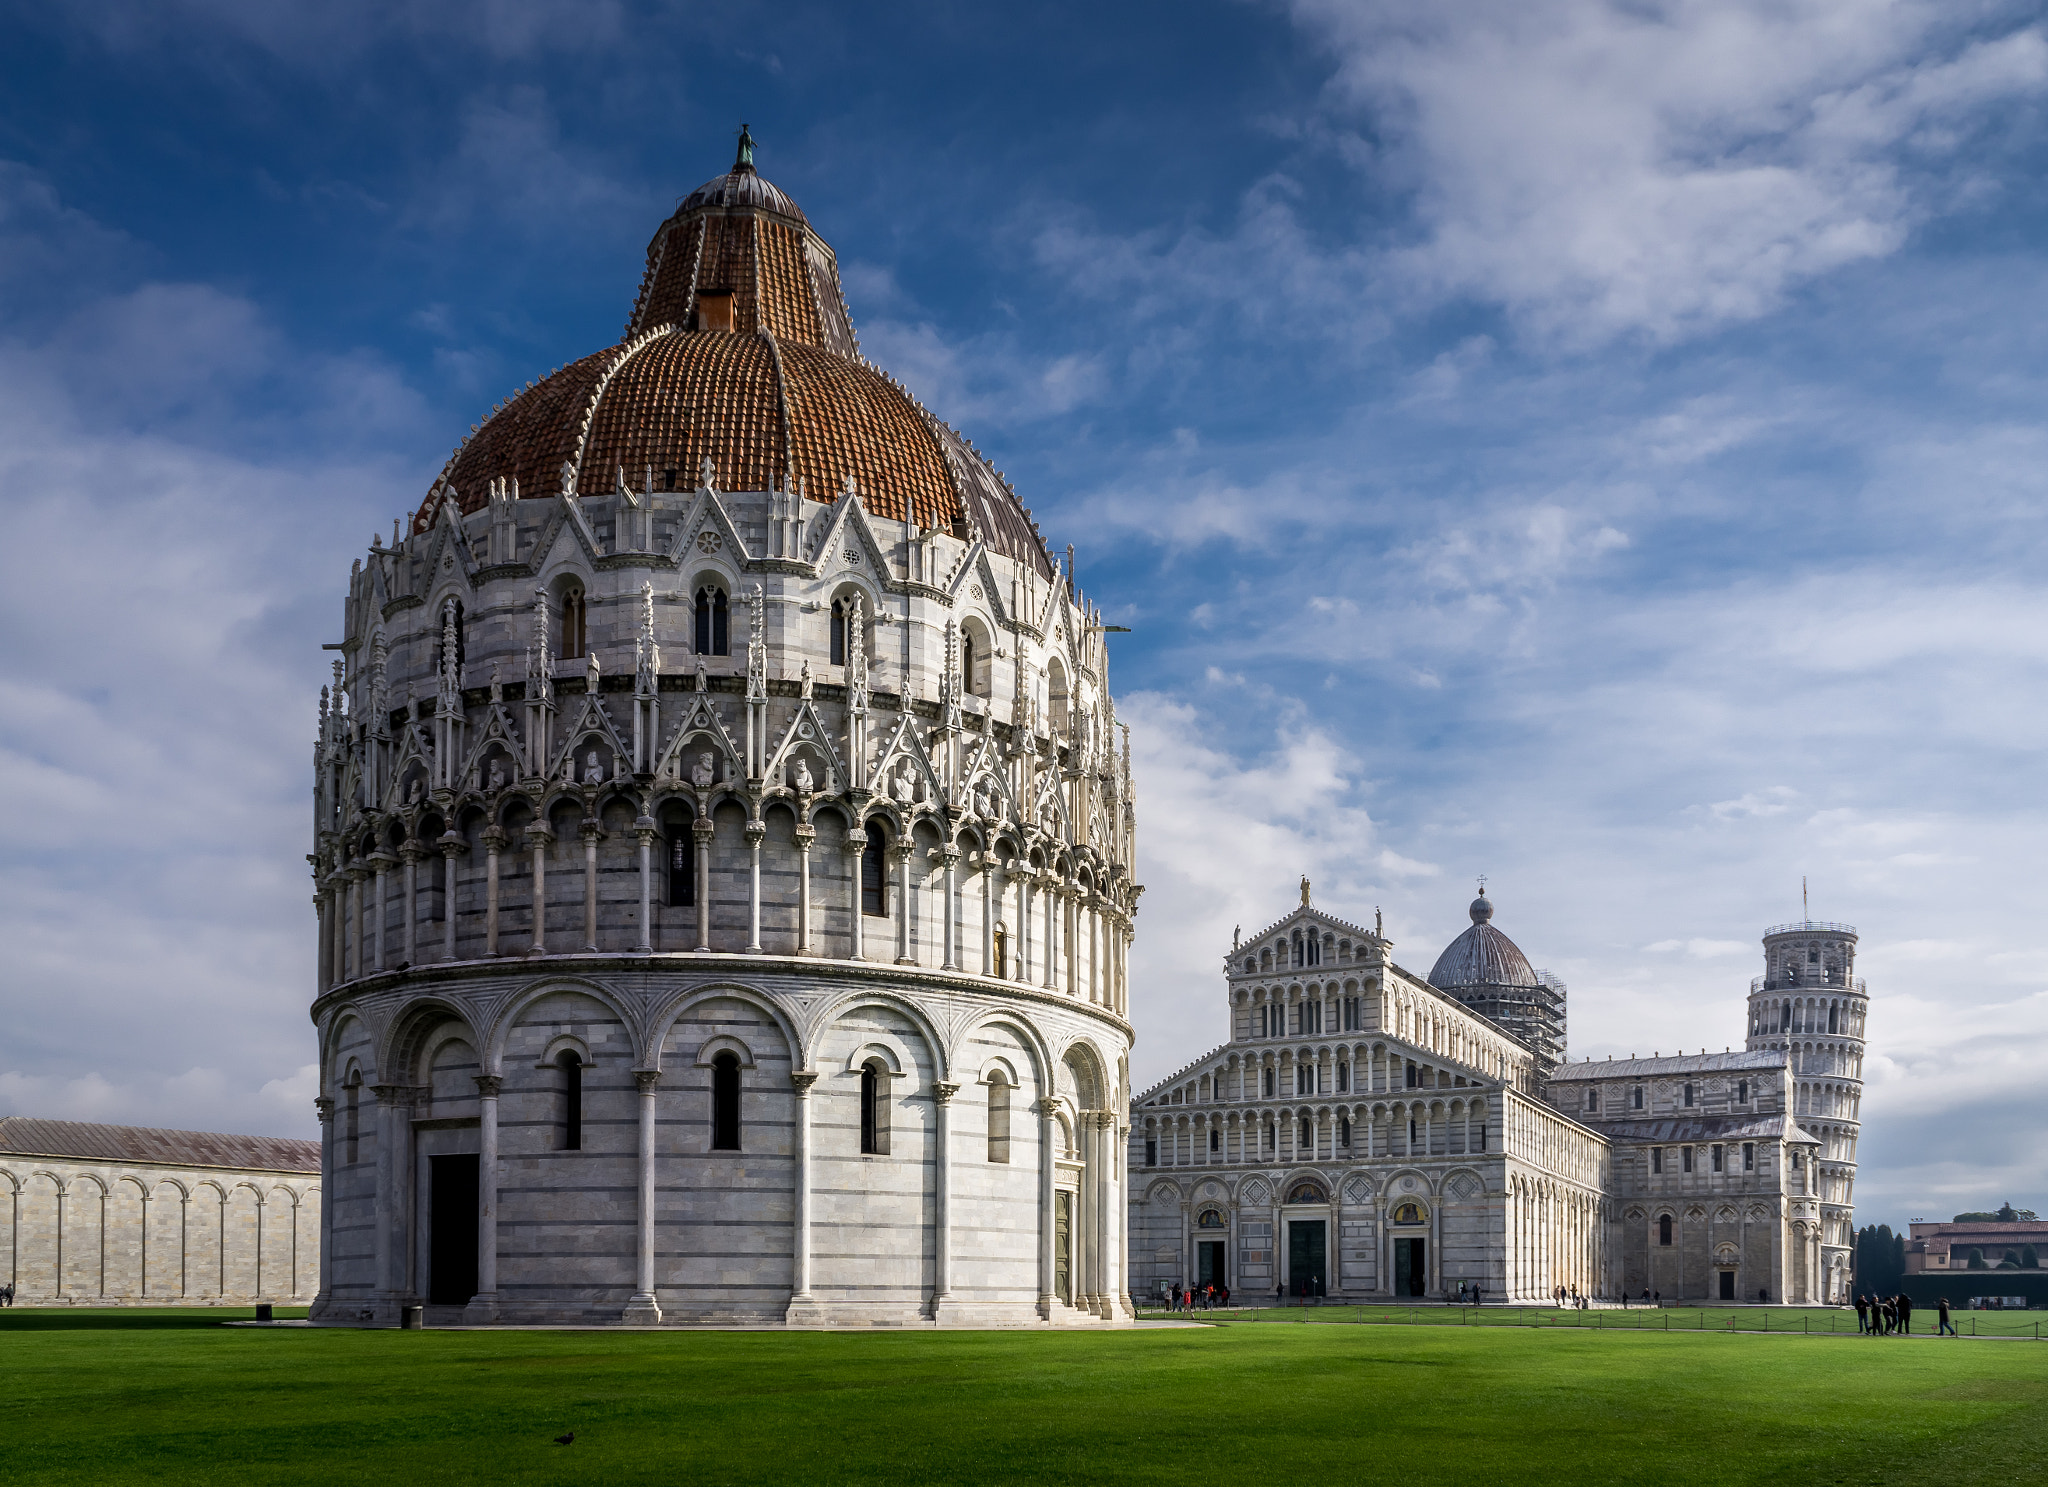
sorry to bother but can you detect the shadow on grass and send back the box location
[0,1307,307,1332]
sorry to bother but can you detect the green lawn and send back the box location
[2,1308,2044,1486]
[1139,1302,2048,1338]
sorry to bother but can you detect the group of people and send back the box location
[1165,1282,1230,1312]
[1454,1282,1487,1304]
[0,1282,13,1307]
[1858,1293,1955,1335]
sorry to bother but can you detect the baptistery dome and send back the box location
[416,154,1054,576]
[308,138,1136,1330]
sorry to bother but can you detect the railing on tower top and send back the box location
[1763,920,1858,937]
[1751,975,1867,995]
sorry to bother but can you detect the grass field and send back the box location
[1137,1302,2048,1338]
[2,1307,2044,1486]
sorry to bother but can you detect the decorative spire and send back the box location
[635,581,659,693]
[846,592,868,713]
[746,583,767,701]
[735,121,756,172]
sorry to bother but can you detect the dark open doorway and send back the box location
[1198,1240,1226,1289]
[429,1153,479,1305]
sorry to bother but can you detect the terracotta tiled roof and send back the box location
[0,1116,319,1173]
[417,162,1053,578]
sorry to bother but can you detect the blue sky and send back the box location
[2,0,2046,1228]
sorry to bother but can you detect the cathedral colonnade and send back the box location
[314,961,1128,1326]
[0,1120,321,1305]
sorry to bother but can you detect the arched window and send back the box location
[1047,658,1070,733]
[1632,1085,1644,1110]
[558,1051,583,1151]
[667,825,696,907]
[961,631,977,699]
[1658,1214,1673,1246]
[830,596,852,666]
[1683,1082,1695,1108]
[1299,1117,1313,1148]
[1736,1080,1749,1104]
[560,585,587,660]
[1828,1003,1839,1034]
[1197,1208,1227,1229]
[986,1073,1011,1163]
[711,1051,741,1151]
[1585,1088,1599,1112]
[1261,1067,1274,1098]
[861,829,888,917]
[1287,1182,1327,1205]
[993,924,1009,979]
[1780,1002,1792,1032]
[344,1074,360,1165]
[694,585,730,656]
[860,1059,890,1155]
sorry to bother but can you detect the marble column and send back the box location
[369,1083,405,1321]
[785,1071,822,1324]
[693,817,713,951]
[937,848,960,971]
[843,833,866,960]
[744,820,765,953]
[482,827,505,956]
[581,818,603,951]
[440,837,465,961]
[371,853,392,970]
[1036,1097,1057,1319]
[794,825,815,955]
[622,1070,663,1323]
[311,1097,334,1319]
[400,842,421,965]
[464,1075,502,1323]
[634,815,657,952]
[527,825,553,954]
[931,1080,960,1320]
[892,843,915,966]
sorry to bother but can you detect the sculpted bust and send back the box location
[793,757,814,794]
[692,751,716,789]
[584,749,605,785]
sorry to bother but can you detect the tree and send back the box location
[2024,1246,2039,1269]
[1855,1225,1906,1293]
[1967,1248,1988,1270]
[1954,1211,1999,1223]
[1999,1249,2021,1269]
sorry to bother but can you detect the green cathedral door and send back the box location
[1198,1240,1226,1288]
[1395,1237,1426,1297]
[1288,1221,1326,1296]
[1054,1191,1072,1304]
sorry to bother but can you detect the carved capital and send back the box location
[743,823,766,847]
[313,1097,335,1123]
[790,1070,819,1096]
[580,818,606,843]
[1032,1098,1062,1119]
[634,1069,663,1095]
[932,848,961,869]
[693,817,715,842]
[524,825,556,848]
[932,1080,961,1105]
[841,830,868,856]
[474,1075,504,1099]
[793,826,816,848]
[483,826,509,851]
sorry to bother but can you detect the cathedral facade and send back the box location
[1129,888,1861,1305]
[309,143,1136,1327]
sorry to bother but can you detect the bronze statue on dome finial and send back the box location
[735,122,756,170]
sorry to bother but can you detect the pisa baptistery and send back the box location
[1746,919,1865,1303]
[307,138,1138,1328]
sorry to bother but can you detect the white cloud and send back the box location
[1289,0,2048,343]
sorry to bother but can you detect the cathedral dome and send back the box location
[1428,893,1538,991]
[413,149,1054,578]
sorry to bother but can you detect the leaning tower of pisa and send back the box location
[1746,918,1865,1302]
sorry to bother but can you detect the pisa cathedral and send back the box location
[308,139,1136,1327]
[1129,889,1864,1306]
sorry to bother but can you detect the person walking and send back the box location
[1219,1283,1230,1309]
[1855,1294,1869,1333]
[1938,1296,1956,1336]
[1897,1294,1912,1334]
